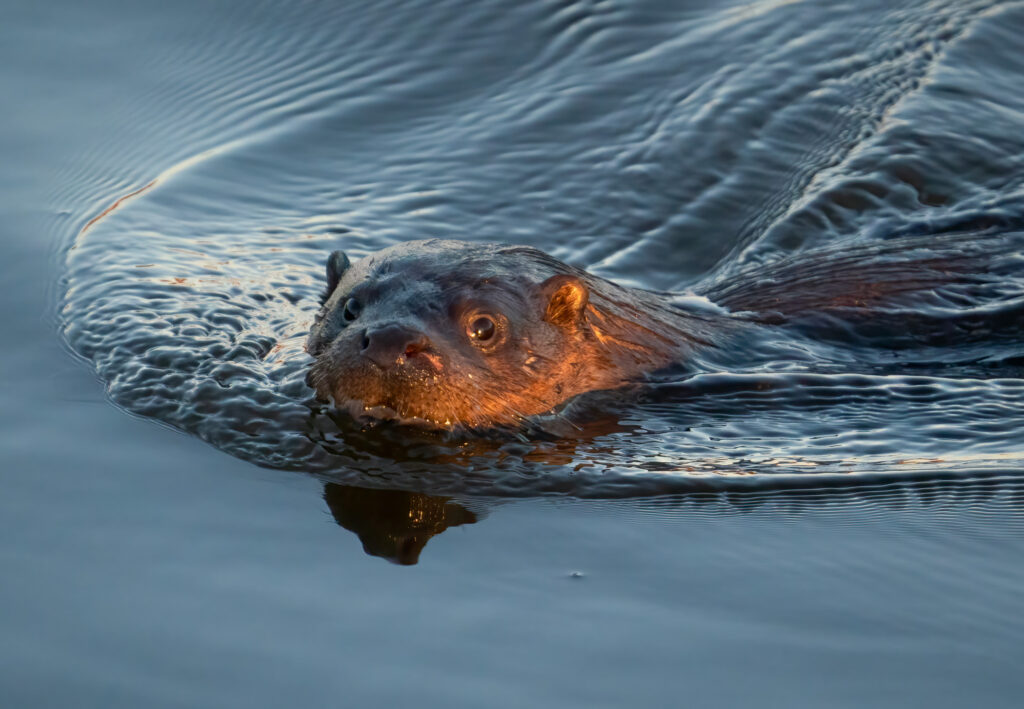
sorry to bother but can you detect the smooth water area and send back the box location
[3,0,1024,706]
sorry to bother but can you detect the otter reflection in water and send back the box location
[323,483,477,565]
[307,235,1002,431]
[323,475,1024,565]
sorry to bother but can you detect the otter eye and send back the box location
[468,316,496,342]
[342,298,361,322]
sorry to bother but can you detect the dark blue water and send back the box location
[4,0,1024,706]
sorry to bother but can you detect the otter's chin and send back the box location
[331,388,461,429]
[329,382,532,431]
[350,402,447,427]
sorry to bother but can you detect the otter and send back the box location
[306,239,734,429]
[305,235,990,431]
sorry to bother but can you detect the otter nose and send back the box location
[360,324,431,369]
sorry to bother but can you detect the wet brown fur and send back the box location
[306,240,725,429]
[306,234,994,431]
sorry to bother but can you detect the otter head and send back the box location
[305,239,620,430]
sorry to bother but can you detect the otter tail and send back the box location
[697,226,1024,359]
[700,229,1022,316]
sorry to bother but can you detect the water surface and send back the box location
[3,0,1024,706]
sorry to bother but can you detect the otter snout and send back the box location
[360,323,438,370]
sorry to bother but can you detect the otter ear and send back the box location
[540,274,588,327]
[321,250,351,304]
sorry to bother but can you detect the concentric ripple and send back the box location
[58,0,1024,498]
